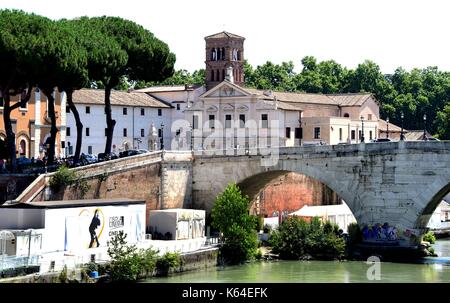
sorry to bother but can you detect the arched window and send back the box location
[237,50,241,61]
[19,139,26,156]
[343,113,350,118]
[221,48,225,60]
[222,69,225,81]
[211,70,215,81]
[216,70,220,81]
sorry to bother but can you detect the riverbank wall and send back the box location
[0,246,219,283]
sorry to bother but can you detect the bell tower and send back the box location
[204,31,245,90]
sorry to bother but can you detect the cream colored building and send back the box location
[181,79,380,150]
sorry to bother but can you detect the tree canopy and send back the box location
[242,57,450,139]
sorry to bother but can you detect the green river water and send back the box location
[145,239,450,283]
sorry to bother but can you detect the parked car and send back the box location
[371,138,391,143]
[16,157,32,166]
[80,154,97,165]
[136,149,150,154]
[119,149,140,158]
[426,137,440,141]
[98,152,118,162]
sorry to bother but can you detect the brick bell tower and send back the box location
[205,31,245,90]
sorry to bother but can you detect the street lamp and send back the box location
[423,114,427,141]
[190,123,194,151]
[400,112,405,141]
[160,122,164,150]
[386,117,390,139]
[360,115,365,143]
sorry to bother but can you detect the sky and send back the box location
[2,0,450,74]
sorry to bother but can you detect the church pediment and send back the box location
[200,81,252,99]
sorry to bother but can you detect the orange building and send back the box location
[0,88,66,159]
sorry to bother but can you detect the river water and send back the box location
[145,239,450,283]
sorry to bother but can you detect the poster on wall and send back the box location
[63,206,145,252]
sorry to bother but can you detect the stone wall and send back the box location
[250,172,341,217]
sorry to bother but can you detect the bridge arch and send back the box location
[415,180,450,229]
[192,142,450,247]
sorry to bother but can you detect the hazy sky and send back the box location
[2,0,450,73]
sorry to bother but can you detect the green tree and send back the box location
[435,102,450,139]
[211,183,258,264]
[35,19,88,165]
[0,10,52,171]
[80,16,175,154]
[270,216,345,260]
[60,18,127,163]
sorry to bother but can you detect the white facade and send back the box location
[0,200,146,255]
[148,208,205,240]
[66,103,172,156]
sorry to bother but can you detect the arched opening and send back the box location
[237,171,356,233]
[216,70,220,82]
[210,70,215,81]
[343,113,350,118]
[221,48,225,60]
[19,139,26,157]
[237,50,241,61]
[222,69,225,81]
[417,182,450,231]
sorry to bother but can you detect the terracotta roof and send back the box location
[276,102,303,111]
[133,84,200,93]
[378,119,402,132]
[205,31,245,39]
[244,88,337,105]
[404,130,432,141]
[72,89,171,108]
[327,93,373,106]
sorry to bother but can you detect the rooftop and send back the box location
[205,31,245,40]
[72,89,171,108]
[327,93,375,106]
[244,88,374,106]
[378,119,402,132]
[133,84,201,93]
[2,198,145,209]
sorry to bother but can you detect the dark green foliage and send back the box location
[155,252,181,276]
[49,165,90,198]
[423,231,436,244]
[107,231,160,281]
[347,222,363,247]
[135,69,205,88]
[243,57,450,139]
[270,216,345,260]
[211,183,258,264]
[49,166,77,191]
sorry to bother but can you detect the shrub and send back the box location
[423,231,436,244]
[347,222,362,246]
[211,183,258,264]
[49,165,90,198]
[156,252,181,276]
[270,216,345,260]
[49,165,76,191]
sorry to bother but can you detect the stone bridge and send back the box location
[192,141,450,246]
[10,141,450,247]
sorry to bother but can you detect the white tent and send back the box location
[289,202,356,232]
